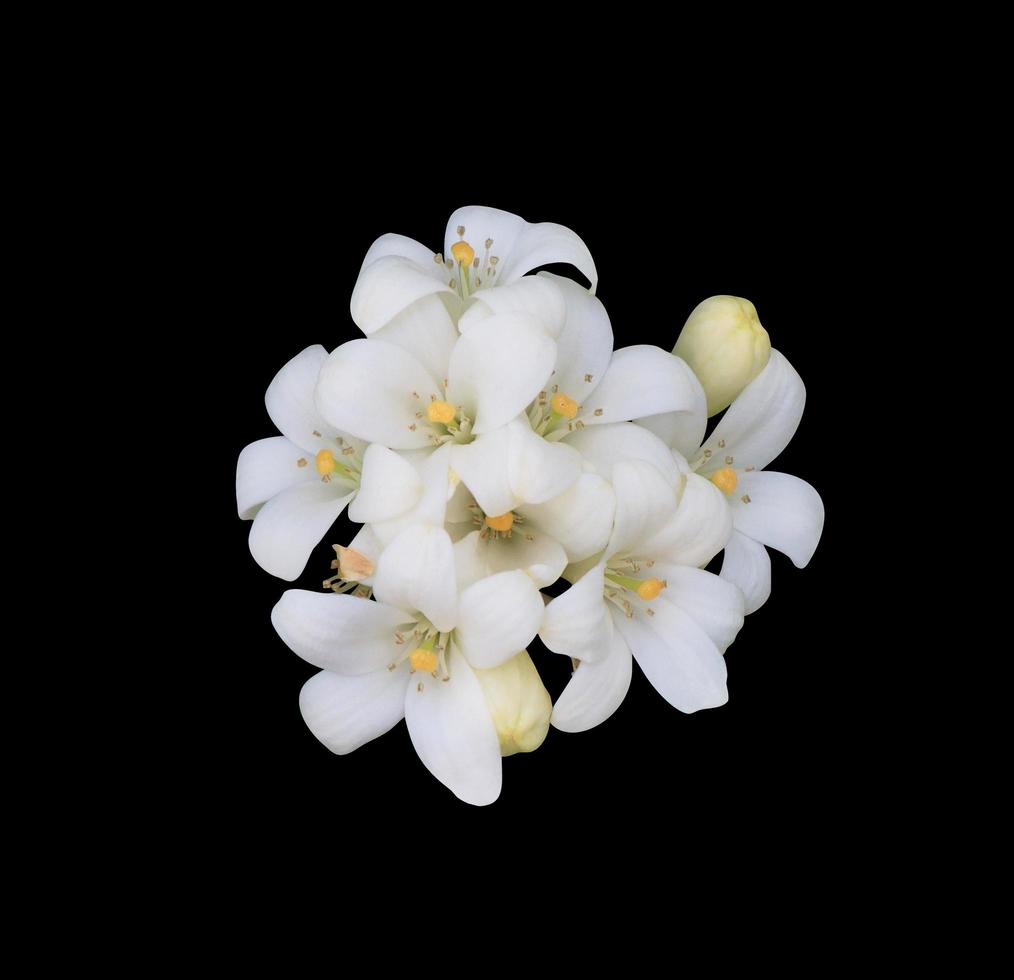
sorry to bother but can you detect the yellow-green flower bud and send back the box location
[673,295,771,416]
[474,650,552,757]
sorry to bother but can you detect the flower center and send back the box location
[409,647,439,672]
[602,557,667,618]
[389,623,452,691]
[710,466,738,495]
[485,511,515,533]
[550,393,579,419]
[426,400,457,424]
[301,436,362,485]
[316,449,336,475]
[605,571,666,601]
[436,225,500,298]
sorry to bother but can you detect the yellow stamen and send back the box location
[551,392,579,419]
[710,467,738,495]
[636,577,665,601]
[409,648,439,673]
[451,240,475,266]
[485,512,514,532]
[316,449,336,476]
[426,400,456,424]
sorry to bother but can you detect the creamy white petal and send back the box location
[248,481,354,581]
[271,591,408,674]
[448,427,516,518]
[648,473,733,568]
[372,523,457,632]
[347,444,423,524]
[579,346,699,426]
[445,205,597,292]
[458,275,567,338]
[521,473,616,563]
[538,272,614,402]
[404,644,502,806]
[358,231,444,271]
[633,356,708,459]
[608,460,681,558]
[508,417,582,504]
[351,254,452,336]
[539,560,611,663]
[446,314,555,434]
[697,350,805,472]
[369,444,455,547]
[720,529,772,615]
[611,604,728,714]
[551,620,632,733]
[265,344,344,455]
[452,527,567,592]
[649,564,745,653]
[369,293,458,384]
[454,570,546,670]
[315,339,442,449]
[564,422,681,484]
[236,436,318,520]
[729,471,824,568]
[299,667,410,754]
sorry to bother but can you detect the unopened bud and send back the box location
[673,296,771,416]
[474,650,551,757]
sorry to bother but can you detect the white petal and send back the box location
[697,350,805,472]
[539,560,611,662]
[271,591,408,673]
[649,564,745,653]
[248,481,354,580]
[372,523,457,632]
[563,422,680,484]
[452,528,567,592]
[508,417,582,504]
[351,251,452,336]
[633,356,708,458]
[449,427,516,518]
[446,314,555,434]
[445,205,597,292]
[611,603,728,714]
[358,231,443,271]
[369,444,454,547]
[236,436,317,520]
[369,292,458,385]
[454,570,545,669]
[608,460,681,558]
[729,471,824,568]
[315,339,442,449]
[720,529,772,615]
[347,444,423,524]
[539,272,614,401]
[551,620,632,733]
[458,275,566,338]
[265,344,345,455]
[404,644,502,806]
[648,473,733,568]
[299,667,410,754]
[579,346,699,426]
[521,472,616,563]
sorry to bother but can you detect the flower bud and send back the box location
[474,650,552,757]
[673,295,771,416]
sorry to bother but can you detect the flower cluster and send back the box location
[236,206,824,805]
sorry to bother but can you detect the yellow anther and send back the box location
[710,466,738,495]
[426,400,456,424]
[451,240,475,266]
[410,648,439,673]
[485,512,514,532]
[637,578,665,601]
[551,392,579,419]
[316,449,336,476]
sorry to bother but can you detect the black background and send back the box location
[192,155,868,844]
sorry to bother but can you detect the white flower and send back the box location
[639,350,825,614]
[349,205,598,336]
[272,569,545,804]
[540,458,745,732]
[236,346,365,580]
